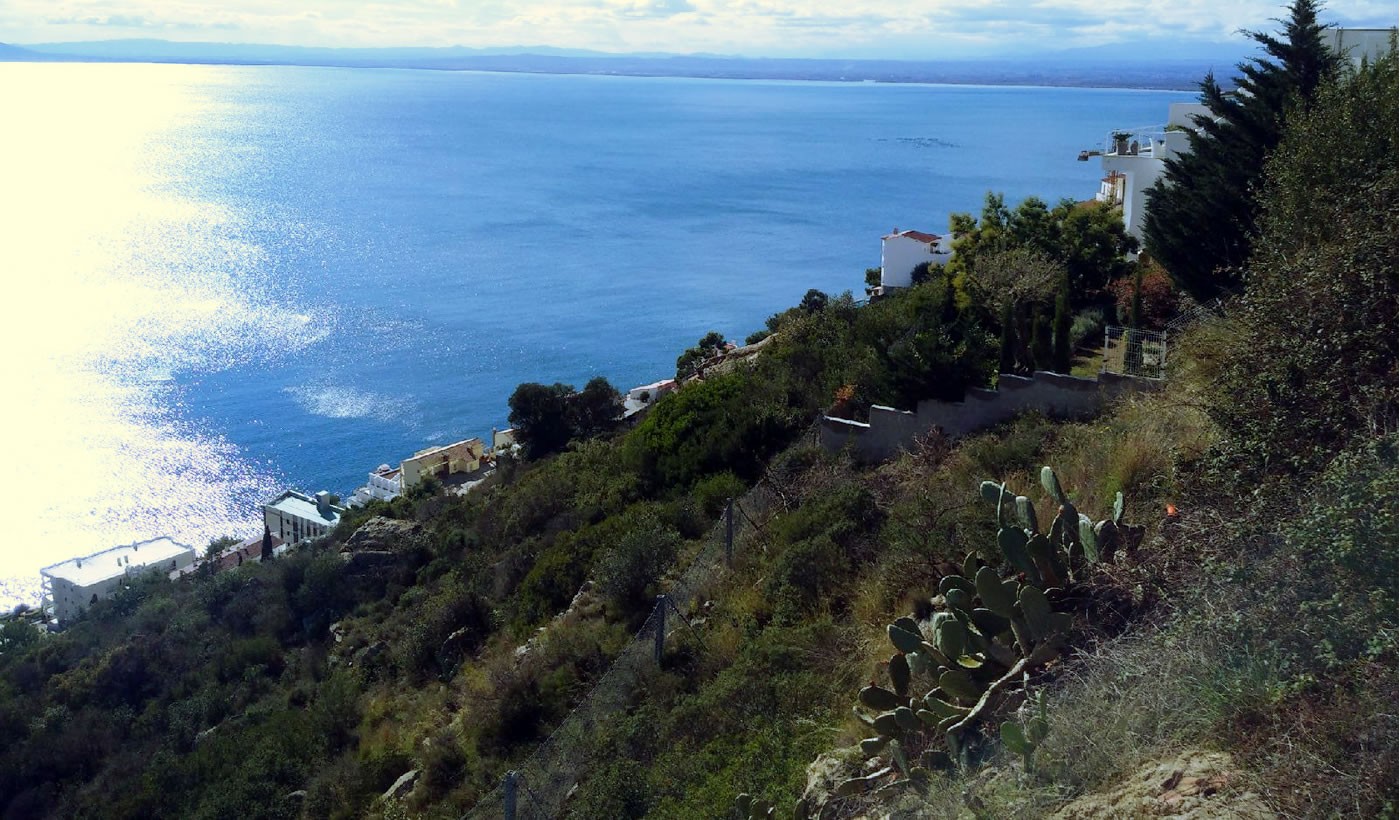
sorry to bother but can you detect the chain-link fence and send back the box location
[1102,325,1167,379]
[463,480,782,819]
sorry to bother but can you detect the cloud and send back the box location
[612,0,697,19]
[4,0,1396,58]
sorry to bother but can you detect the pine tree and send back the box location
[1142,0,1340,302]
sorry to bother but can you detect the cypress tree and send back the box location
[1142,0,1340,302]
[998,300,1017,374]
[1130,265,1144,329]
[940,272,959,326]
[1051,274,1072,373]
[1030,309,1052,371]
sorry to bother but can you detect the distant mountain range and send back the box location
[1,38,1258,90]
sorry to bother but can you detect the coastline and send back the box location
[0,51,1218,92]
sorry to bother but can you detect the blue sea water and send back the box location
[0,63,1192,605]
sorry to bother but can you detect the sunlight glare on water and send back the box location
[0,64,323,609]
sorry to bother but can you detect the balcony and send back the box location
[1104,126,1168,158]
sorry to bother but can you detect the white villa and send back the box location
[350,464,402,506]
[879,229,953,291]
[263,489,344,546]
[1096,27,1394,245]
[40,537,197,624]
[1095,102,1210,245]
[1326,27,1394,66]
[624,378,677,415]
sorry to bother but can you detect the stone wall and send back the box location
[819,370,1158,463]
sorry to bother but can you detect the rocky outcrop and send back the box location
[342,516,428,554]
[381,769,420,802]
[797,745,867,819]
[1049,750,1272,819]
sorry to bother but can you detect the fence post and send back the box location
[503,770,518,820]
[653,595,666,666]
[724,498,734,567]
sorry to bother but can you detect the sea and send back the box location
[0,62,1193,609]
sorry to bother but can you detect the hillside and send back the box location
[0,19,1394,820]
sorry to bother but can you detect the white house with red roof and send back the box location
[880,228,953,290]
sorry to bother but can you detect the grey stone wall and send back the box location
[819,370,1158,463]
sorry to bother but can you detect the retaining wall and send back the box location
[819,370,1158,463]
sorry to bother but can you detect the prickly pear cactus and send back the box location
[846,465,1134,790]
[1000,688,1050,774]
[734,793,776,819]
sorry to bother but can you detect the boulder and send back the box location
[381,769,420,802]
[799,745,867,819]
[354,641,389,668]
[1049,750,1272,819]
[343,550,399,573]
[343,516,427,553]
[438,627,475,671]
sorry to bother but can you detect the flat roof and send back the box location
[41,537,195,587]
[409,437,483,459]
[266,491,341,525]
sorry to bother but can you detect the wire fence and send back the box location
[1163,297,1224,338]
[463,480,781,820]
[1102,325,1167,379]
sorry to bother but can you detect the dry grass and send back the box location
[1048,391,1214,515]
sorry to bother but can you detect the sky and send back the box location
[2,0,1397,59]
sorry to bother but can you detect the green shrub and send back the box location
[692,472,745,520]
[595,511,682,617]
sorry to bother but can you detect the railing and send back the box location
[1104,126,1167,158]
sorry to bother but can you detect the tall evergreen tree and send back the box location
[1030,309,1052,371]
[1142,0,1340,302]
[1051,274,1072,373]
[998,301,1017,375]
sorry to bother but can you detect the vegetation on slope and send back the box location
[0,11,1392,820]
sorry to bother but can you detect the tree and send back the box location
[1142,0,1341,302]
[998,301,1017,375]
[1051,274,1072,373]
[1030,309,1052,371]
[951,193,1131,310]
[508,382,575,459]
[1207,43,1397,476]
[799,289,829,313]
[508,378,626,460]
[571,377,624,438]
[1129,265,1144,329]
[675,331,728,381]
[961,246,1062,322]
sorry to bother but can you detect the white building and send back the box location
[40,537,197,624]
[1095,170,1126,207]
[1326,27,1394,66]
[1097,102,1210,245]
[1099,27,1391,244]
[350,464,402,506]
[263,489,344,546]
[880,229,953,290]
[624,378,677,415]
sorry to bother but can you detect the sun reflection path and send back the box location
[0,64,329,610]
